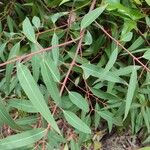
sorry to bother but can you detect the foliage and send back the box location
[0,0,150,149]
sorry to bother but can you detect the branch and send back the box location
[95,21,150,72]
[0,37,81,67]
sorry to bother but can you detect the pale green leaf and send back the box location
[44,55,60,82]
[30,43,41,82]
[8,99,38,113]
[41,60,61,106]
[146,16,150,27]
[0,128,46,149]
[124,67,137,120]
[68,91,89,112]
[133,0,142,5]
[145,0,150,6]
[143,49,150,60]
[84,30,93,45]
[5,42,20,93]
[81,63,126,84]
[139,147,150,150]
[32,16,41,29]
[22,17,36,43]
[63,110,91,134]
[51,12,68,24]
[121,32,133,42]
[59,0,71,6]
[0,97,22,131]
[17,63,60,134]
[81,5,107,29]
[51,33,59,65]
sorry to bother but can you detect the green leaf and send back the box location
[68,91,89,112]
[51,12,68,24]
[0,43,7,59]
[41,59,61,106]
[121,32,133,42]
[143,49,150,60]
[70,139,80,150]
[84,30,93,45]
[0,128,46,149]
[7,15,14,32]
[63,110,91,134]
[30,43,41,82]
[145,0,150,6]
[81,5,107,29]
[146,16,150,27]
[17,63,60,134]
[22,17,36,43]
[0,97,22,131]
[5,42,20,94]
[44,55,60,82]
[139,147,150,150]
[32,16,41,29]
[8,99,38,113]
[142,106,150,132]
[97,110,122,132]
[133,0,142,5]
[100,47,118,79]
[81,63,126,84]
[59,0,71,6]
[124,67,137,120]
[51,33,59,65]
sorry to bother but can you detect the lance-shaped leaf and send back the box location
[68,91,89,112]
[51,33,59,65]
[17,63,60,134]
[124,68,137,120]
[41,60,61,106]
[63,110,91,134]
[22,17,36,43]
[0,128,46,149]
[8,99,38,113]
[5,42,20,94]
[0,97,22,131]
[81,5,107,29]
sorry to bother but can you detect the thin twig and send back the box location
[60,0,97,96]
[0,37,81,67]
[95,21,150,72]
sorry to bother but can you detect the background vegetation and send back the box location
[0,0,150,149]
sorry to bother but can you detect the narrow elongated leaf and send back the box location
[59,0,71,5]
[17,63,60,134]
[8,99,38,113]
[0,128,46,149]
[146,16,150,27]
[30,43,41,82]
[98,110,122,132]
[22,17,36,43]
[6,42,20,93]
[81,5,107,29]
[124,68,137,120]
[0,43,7,59]
[44,55,60,82]
[41,60,61,106]
[0,97,22,131]
[63,110,91,134]
[105,48,118,71]
[51,33,59,65]
[68,91,89,112]
[81,63,126,84]
[100,47,118,79]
